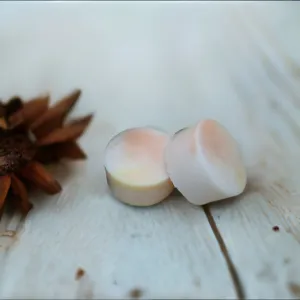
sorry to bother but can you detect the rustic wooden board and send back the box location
[207,4,300,299]
[0,1,299,299]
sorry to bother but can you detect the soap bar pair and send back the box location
[104,119,247,207]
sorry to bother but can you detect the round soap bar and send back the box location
[165,119,247,206]
[104,127,174,206]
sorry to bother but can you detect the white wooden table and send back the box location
[0,2,300,299]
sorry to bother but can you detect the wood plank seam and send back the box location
[203,205,245,300]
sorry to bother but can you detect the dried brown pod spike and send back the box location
[20,161,62,194]
[5,97,23,117]
[35,142,87,164]
[31,89,81,138]
[0,175,11,211]
[0,118,7,129]
[9,94,50,127]
[56,142,87,160]
[37,114,93,146]
[11,174,32,215]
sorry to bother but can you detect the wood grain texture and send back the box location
[208,4,300,299]
[0,1,299,299]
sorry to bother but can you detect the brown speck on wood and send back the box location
[289,282,300,297]
[272,226,280,232]
[129,288,143,299]
[0,230,16,237]
[75,268,85,280]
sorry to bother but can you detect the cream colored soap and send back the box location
[165,119,247,206]
[104,127,174,206]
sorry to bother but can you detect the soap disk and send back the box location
[104,127,174,206]
[165,119,247,205]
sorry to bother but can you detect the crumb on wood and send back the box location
[0,230,16,237]
[272,226,280,232]
[75,268,85,280]
[289,282,300,297]
[129,288,143,299]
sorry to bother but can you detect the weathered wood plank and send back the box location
[0,2,241,299]
[0,1,299,299]
[208,4,300,299]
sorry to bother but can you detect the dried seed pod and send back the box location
[0,129,36,176]
[0,89,93,215]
